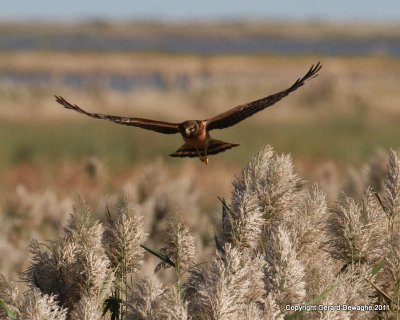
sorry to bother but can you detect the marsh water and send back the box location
[1,32,399,56]
[1,30,399,92]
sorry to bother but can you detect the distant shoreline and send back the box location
[1,21,400,56]
[2,20,400,39]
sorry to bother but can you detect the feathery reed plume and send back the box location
[20,288,67,320]
[239,302,263,320]
[126,277,165,320]
[24,239,59,296]
[77,249,111,297]
[223,145,300,253]
[24,201,112,311]
[301,250,337,304]
[102,193,147,319]
[5,185,72,232]
[245,251,267,306]
[263,294,284,320]
[326,188,385,267]
[69,295,102,320]
[287,185,337,300]
[381,150,400,239]
[376,244,400,315]
[289,185,327,256]
[103,193,148,275]
[264,225,306,308]
[320,266,375,320]
[0,274,19,318]
[0,228,24,282]
[319,312,351,320]
[231,145,301,225]
[155,216,196,275]
[185,243,265,319]
[64,201,111,303]
[161,285,189,320]
[226,186,264,251]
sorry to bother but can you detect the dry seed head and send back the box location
[5,185,72,230]
[24,239,58,295]
[103,193,148,275]
[155,216,195,273]
[64,200,92,235]
[382,149,400,219]
[326,189,385,266]
[62,200,105,259]
[161,285,189,320]
[263,294,284,320]
[64,203,111,302]
[326,195,367,265]
[379,246,400,300]
[77,249,111,297]
[185,243,262,319]
[0,274,20,318]
[69,295,102,320]
[231,145,300,226]
[24,202,112,310]
[126,276,165,320]
[20,288,67,320]
[264,225,306,306]
[0,229,25,282]
[319,309,351,320]
[244,250,266,305]
[238,302,263,320]
[289,184,327,257]
[226,185,264,251]
[302,250,337,301]
[321,266,374,320]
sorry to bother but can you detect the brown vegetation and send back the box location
[1,145,400,319]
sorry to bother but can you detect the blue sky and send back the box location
[1,0,400,22]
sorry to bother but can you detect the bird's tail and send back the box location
[169,139,239,158]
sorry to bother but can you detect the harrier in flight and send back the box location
[56,62,321,164]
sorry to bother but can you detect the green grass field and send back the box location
[1,113,399,172]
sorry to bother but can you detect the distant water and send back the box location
[0,70,170,92]
[1,32,399,92]
[0,33,399,56]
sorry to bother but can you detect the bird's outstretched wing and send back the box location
[55,96,180,135]
[206,62,322,131]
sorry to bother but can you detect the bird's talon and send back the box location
[200,156,208,165]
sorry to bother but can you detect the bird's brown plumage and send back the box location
[55,62,322,164]
[205,62,321,130]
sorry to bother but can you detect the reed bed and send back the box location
[1,145,399,319]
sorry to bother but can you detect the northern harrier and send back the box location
[55,62,321,164]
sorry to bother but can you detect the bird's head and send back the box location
[181,120,200,138]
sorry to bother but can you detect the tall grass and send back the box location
[1,145,400,319]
